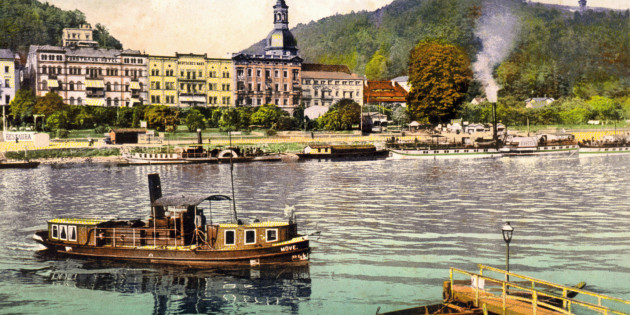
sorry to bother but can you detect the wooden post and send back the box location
[133,229,136,247]
[502,282,507,314]
[113,228,116,247]
[532,291,537,315]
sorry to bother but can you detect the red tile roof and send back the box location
[364,80,408,104]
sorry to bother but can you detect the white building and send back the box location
[301,63,365,108]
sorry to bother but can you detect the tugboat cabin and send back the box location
[44,195,300,251]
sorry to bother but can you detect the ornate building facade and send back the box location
[301,63,365,108]
[232,0,302,113]
[148,54,232,107]
[26,25,148,108]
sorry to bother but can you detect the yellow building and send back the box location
[148,53,232,107]
[0,49,18,107]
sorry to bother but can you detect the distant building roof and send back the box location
[302,70,361,80]
[29,45,143,58]
[391,76,409,82]
[364,80,408,104]
[302,63,351,74]
[471,97,487,105]
[0,49,14,60]
[525,97,555,109]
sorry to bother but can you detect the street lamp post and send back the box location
[502,222,514,283]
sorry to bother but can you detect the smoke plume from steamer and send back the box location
[473,0,521,103]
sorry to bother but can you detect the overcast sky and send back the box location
[44,0,630,57]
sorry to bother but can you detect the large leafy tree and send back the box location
[317,99,361,130]
[144,106,179,131]
[184,108,205,131]
[9,88,36,122]
[407,40,473,124]
[34,92,67,117]
[250,104,287,129]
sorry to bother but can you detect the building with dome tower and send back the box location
[232,0,303,113]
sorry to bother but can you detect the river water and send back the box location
[1,156,629,314]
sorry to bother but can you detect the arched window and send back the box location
[42,80,48,90]
[69,97,75,105]
[114,98,119,106]
[69,81,74,91]
[77,97,82,105]
[106,82,111,91]
[139,97,143,105]
[113,82,119,91]
[77,82,82,90]
[106,98,112,107]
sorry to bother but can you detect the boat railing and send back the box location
[449,266,630,315]
[94,227,182,248]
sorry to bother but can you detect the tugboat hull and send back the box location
[34,231,309,266]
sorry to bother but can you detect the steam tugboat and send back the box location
[32,174,310,266]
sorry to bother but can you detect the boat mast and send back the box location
[229,131,238,223]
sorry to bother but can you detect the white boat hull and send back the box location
[579,146,630,156]
[389,149,501,159]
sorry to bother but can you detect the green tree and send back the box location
[219,107,240,131]
[407,41,473,124]
[185,108,205,131]
[46,110,70,130]
[9,88,36,123]
[392,106,410,126]
[317,99,361,130]
[34,92,67,117]
[250,104,284,128]
[365,49,389,80]
[588,96,621,121]
[144,106,179,131]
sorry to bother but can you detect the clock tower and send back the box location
[264,0,299,57]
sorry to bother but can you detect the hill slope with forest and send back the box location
[246,0,630,100]
[0,0,122,53]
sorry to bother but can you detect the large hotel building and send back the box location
[26,25,148,107]
[232,0,303,113]
[148,54,232,107]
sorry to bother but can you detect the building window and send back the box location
[274,70,279,78]
[114,98,119,106]
[283,70,288,78]
[257,69,261,77]
[266,229,278,242]
[225,230,235,245]
[265,70,270,78]
[244,230,256,245]
[275,84,279,92]
[106,98,112,106]
[4,66,8,73]
[283,84,288,91]
[247,68,252,77]
[257,83,261,91]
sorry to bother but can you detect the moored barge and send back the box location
[33,174,310,266]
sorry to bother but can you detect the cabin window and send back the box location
[244,230,256,245]
[266,229,278,242]
[51,225,59,239]
[68,226,77,242]
[225,230,235,245]
[60,225,67,240]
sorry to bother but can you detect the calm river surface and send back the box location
[1,156,630,314]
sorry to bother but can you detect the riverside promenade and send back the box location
[0,129,625,153]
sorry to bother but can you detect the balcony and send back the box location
[86,91,105,98]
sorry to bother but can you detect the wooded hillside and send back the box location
[0,0,122,53]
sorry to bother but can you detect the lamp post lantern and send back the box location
[502,222,514,282]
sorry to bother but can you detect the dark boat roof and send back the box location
[152,194,231,207]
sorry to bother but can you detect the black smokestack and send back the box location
[148,173,165,219]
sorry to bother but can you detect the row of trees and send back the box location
[6,88,366,133]
[459,96,630,127]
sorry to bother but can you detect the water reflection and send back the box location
[28,251,311,314]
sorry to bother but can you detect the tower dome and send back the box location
[264,0,299,56]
